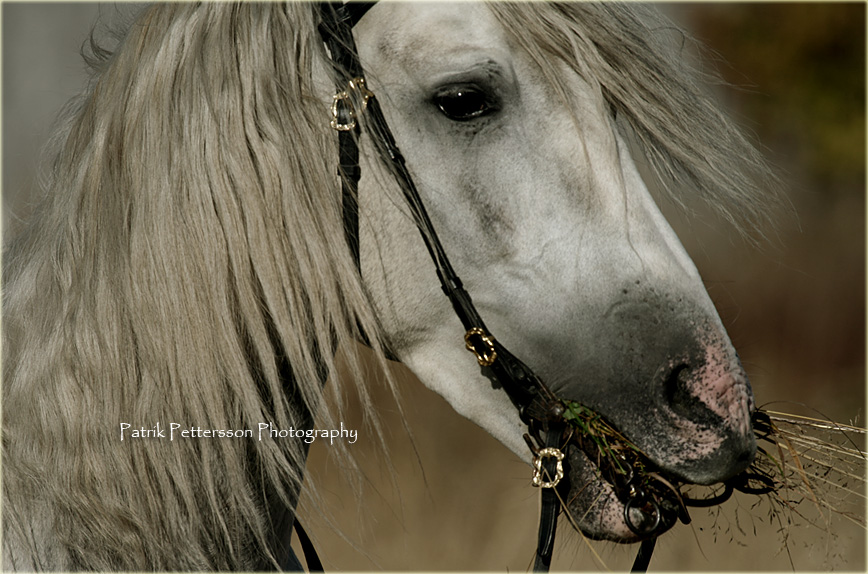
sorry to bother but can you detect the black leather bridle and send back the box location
[285,4,779,571]
[307,2,667,572]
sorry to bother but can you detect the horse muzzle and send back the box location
[544,300,759,542]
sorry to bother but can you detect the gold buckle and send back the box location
[330,77,374,131]
[464,327,497,367]
[532,447,565,488]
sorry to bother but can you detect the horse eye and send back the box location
[433,87,495,121]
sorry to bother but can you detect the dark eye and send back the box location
[433,86,496,121]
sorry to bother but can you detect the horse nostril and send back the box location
[662,363,696,418]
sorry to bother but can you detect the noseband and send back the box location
[312,2,673,571]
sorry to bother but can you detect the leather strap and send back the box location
[269,6,380,572]
[314,3,660,573]
[318,2,376,270]
[631,537,657,572]
[533,428,563,571]
[316,3,566,571]
[282,519,325,572]
[295,520,324,572]
[358,69,560,420]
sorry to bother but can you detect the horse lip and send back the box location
[653,393,758,485]
[563,443,639,542]
[562,442,681,543]
[559,395,763,542]
[669,432,757,486]
[559,403,708,542]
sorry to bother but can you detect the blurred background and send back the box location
[3,3,864,571]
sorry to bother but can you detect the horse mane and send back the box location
[490,3,781,239]
[3,3,392,569]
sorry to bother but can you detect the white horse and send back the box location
[2,2,777,570]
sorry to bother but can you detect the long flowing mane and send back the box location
[490,3,779,235]
[3,4,391,569]
[3,3,777,570]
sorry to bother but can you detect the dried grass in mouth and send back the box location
[682,406,865,567]
[747,408,865,524]
[561,400,866,531]
[548,401,865,570]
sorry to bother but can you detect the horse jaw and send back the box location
[354,3,755,542]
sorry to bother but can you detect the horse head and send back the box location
[2,3,780,569]
[352,3,762,542]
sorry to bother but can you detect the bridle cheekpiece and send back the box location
[314,2,692,571]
